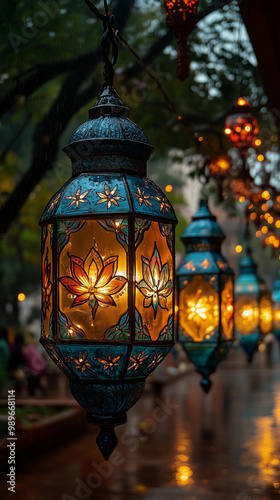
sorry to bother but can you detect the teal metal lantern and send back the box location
[235,249,273,362]
[176,200,235,393]
[272,271,280,342]
[40,85,177,459]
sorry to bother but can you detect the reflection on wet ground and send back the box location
[2,346,280,499]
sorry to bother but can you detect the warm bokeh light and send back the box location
[255,138,262,146]
[239,196,246,203]
[17,293,26,302]
[276,220,280,228]
[250,212,257,221]
[256,230,262,238]
[257,154,265,162]
[176,465,193,486]
[261,203,269,211]
[267,216,274,224]
[224,127,231,135]
[209,155,231,176]
[235,245,243,253]
[261,226,268,234]
[237,97,247,106]
[165,184,173,193]
[198,136,203,142]
[262,190,270,200]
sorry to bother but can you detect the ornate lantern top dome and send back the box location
[64,86,153,166]
[181,199,225,245]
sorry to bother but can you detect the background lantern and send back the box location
[176,200,235,393]
[272,270,280,342]
[40,84,177,459]
[235,249,273,362]
[163,0,199,81]
[224,98,259,157]
[208,154,231,177]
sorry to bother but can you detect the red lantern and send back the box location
[163,0,199,81]
[224,98,259,156]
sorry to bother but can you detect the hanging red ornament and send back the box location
[163,0,199,81]
[224,98,260,157]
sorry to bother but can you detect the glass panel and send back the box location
[179,274,219,342]
[235,295,259,335]
[41,225,53,339]
[135,221,174,341]
[57,345,128,381]
[221,276,234,340]
[59,220,128,341]
[260,294,273,335]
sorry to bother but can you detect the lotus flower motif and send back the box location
[136,243,172,319]
[60,247,127,320]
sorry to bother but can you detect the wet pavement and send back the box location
[2,344,280,500]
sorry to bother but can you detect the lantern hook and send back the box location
[83,0,118,88]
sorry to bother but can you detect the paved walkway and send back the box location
[1,345,280,500]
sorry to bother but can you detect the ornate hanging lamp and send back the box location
[224,98,259,158]
[163,0,199,81]
[176,199,235,393]
[40,2,177,460]
[235,248,273,362]
[272,271,280,342]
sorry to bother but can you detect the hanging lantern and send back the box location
[235,249,273,362]
[40,84,177,459]
[176,200,235,393]
[224,98,259,157]
[163,0,199,81]
[272,271,280,342]
[209,154,231,177]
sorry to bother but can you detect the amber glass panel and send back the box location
[42,225,53,339]
[221,277,234,340]
[273,303,280,330]
[235,295,259,335]
[260,294,273,335]
[135,221,173,341]
[179,275,219,341]
[59,220,128,340]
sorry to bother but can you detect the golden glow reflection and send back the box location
[235,296,259,334]
[180,275,219,341]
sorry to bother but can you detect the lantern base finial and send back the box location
[87,412,127,460]
[200,376,212,394]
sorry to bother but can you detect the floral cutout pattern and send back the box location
[65,188,90,209]
[153,195,170,213]
[96,184,125,209]
[42,248,52,319]
[135,309,151,341]
[96,355,122,372]
[69,351,95,374]
[136,243,172,319]
[128,351,149,372]
[60,247,127,320]
[98,219,129,251]
[47,193,61,213]
[134,187,152,207]
[58,310,87,340]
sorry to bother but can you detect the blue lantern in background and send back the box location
[40,85,177,458]
[176,200,235,393]
[272,271,280,342]
[235,249,273,362]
